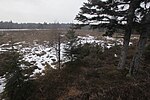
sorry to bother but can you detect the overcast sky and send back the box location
[0,0,86,23]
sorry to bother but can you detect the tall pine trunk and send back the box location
[129,32,148,75]
[129,12,150,76]
[117,29,131,69]
[117,0,141,70]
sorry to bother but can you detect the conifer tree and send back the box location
[76,0,149,71]
[2,49,35,100]
[64,26,79,62]
[76,0,130,69]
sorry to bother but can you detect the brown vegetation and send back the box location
[0,30,149,100]
[0,29,101,44]
[24,44,150,100]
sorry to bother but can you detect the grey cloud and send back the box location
[0,0,86,23]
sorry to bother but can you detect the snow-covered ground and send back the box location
[0,35,132,94]
[0,77,5,93]
[0,35,132,74]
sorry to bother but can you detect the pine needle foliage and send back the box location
[2,50,36,100]
[64,27,79,62]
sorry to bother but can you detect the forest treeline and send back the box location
[0,21,71,29]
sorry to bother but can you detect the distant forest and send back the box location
[0,21,72,29]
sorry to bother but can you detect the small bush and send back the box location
[74,43,103,68]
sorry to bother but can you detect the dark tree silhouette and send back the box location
[2,50,36,100]
[75,0,149,71]
[129,4,150,76]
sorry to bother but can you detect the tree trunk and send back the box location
[117,0,141,70]
[129,32,148,75]
[117,29,131,69]
[129,11,150,76]
[58,33,61,70]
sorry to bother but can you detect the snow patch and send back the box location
[0,77,5,93]
[0,35,131,76]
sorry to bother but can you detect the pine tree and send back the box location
[76,0,131,69]
[76,0,149,71]
[2,50,35,100]
[64,26,79,62]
